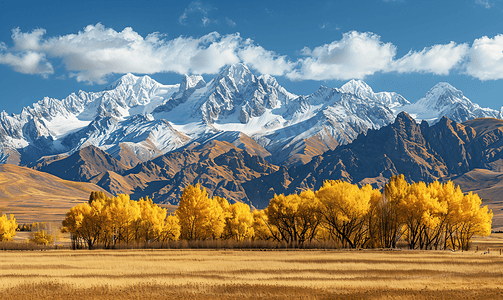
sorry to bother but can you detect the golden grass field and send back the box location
[1,248,503,300]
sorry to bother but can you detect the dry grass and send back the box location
[1,249,502,299]
[0,164,107,224]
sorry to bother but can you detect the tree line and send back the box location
[60,175,493,251]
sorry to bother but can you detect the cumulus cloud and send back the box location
[0,24,293,84]
[0,50,53,77]
[286,32,487,81]
[11,28,46,51]
[0,29,53,77]
[391,42,469,75]
[287,31,396,80]
[238,39,295,76]
[1,24,503,83]
[464,34,503,80]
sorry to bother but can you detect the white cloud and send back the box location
[390,42,469,75]
[0,24,294,84]
[238,39,295,76]
[287,31,396,80]
[1,24,503,83]
[11,28,46,51]
[286,32,477,81]
[179,1,213,26]
[226,17,236,27]
[0,30,53,77]
[476,0,491,8]
[202,17,211,27]
[0,50,53,76]
[464,34,503,80]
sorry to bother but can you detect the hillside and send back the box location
[0,164,109,224]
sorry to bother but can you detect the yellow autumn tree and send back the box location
[0,214,18,241]
[316,180,373,248]
[176,184,226,240]
[61,198,106,250]
[159,215,181,243]
[101,194,140,247]
[372,175,409,248]
[252,209,276,241]
[425,180,462,250]
[452,192,492,251]
[398,181,446,250]
[222,201,254,241]
[266,189,321,245]
[29,230,54,246]
[136,196,167,243]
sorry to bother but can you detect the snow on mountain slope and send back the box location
[402,82,500,123]
[0,74,179,164]
[340,79,410,109]
[1,64,501,167]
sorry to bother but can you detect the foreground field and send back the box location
[1,250,503,299]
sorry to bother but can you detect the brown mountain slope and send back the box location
[33,145,129,182]
[32,139,279,207]
[251,113,503,197]
[0,164,109,224]
[127,143,279,206]
[245,113,503,227]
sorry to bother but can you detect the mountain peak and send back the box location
[181,74,206,90]
[395,111,416,124]
[340,79,373,96]
[417,82,469,110]
[105,73,159,91]
[218,63,254,86]
[426,82,460,95]
[106,73,139,90]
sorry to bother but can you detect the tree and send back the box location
[453,192,492,251]
[266,190,321,245]
[316,180,373,248]
[222,202,254,241]
[100,194,140,247]
[252,209,276,241]
[372,175,409,248]
[398,181,446,250]
[29,230,54,246]
[136,196,167,243]
[176,184,226,240]
[159,215,181,243]
[89,191,108,205]
[0,214,18,241]
[61,198,106,250]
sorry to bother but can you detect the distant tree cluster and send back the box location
[61,192,180,249]
[61,176,493,250]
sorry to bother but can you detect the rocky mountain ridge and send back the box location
[31,113,503,212]
[2,63,501,168]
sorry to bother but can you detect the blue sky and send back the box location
[1,0,503,114]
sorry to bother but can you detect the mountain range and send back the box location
[2,63,501,168]
[1,63,503,228]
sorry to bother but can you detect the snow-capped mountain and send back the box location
[339,79,410,109]
[402,82,502,123]
[0,74,180,164]
[1,64,502,167]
